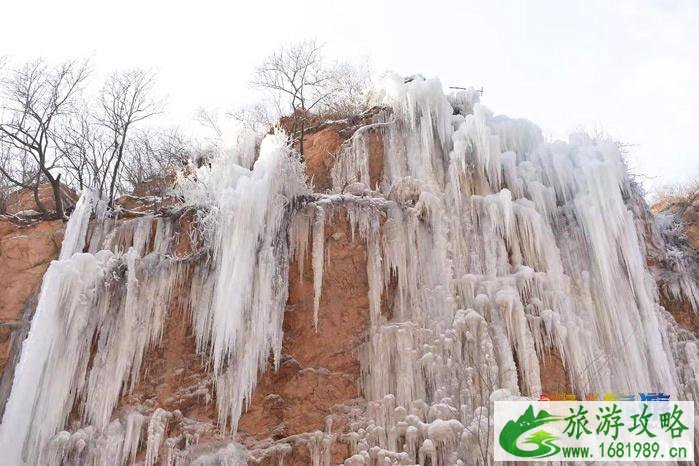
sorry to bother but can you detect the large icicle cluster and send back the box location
[0,204,199,466]
[0,132,308,465]
[179,132,309,432]
[316,74,696,465]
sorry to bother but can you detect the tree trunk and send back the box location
[299,119,305,156]
[32,175,48,215]
[48,173,64,219]
[108,130,129,209]
[108,149,122,209]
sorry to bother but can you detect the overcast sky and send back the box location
[1,0,697,193]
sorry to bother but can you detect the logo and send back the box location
[498,405,562,458]
[494,401,694,462]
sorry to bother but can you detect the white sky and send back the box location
[1,0,697,193]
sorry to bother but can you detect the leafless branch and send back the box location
[0,58,90,217]
[250,39,370,155]
[95,69,164,206]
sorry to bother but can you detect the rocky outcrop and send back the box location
[299,110,386,192]
[4,182,77,216]
[0,112,581,465]
[649,188,699,333]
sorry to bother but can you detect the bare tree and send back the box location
[120,128,190,191]
[0,59,89,218]
[55,108,106,192]
[192,108,234,169]
[251,39,369,155]
[55,71,164,204]
[0,141,38,213]
[96,70,162,206]
[227,102,274,135]
[0,174,10,214]
[322,59,371,118]
[195,107,223,139]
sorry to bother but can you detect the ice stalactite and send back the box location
[312,206,326,330]
[0,211,193,466]
[145,409,171,466]
[0,190,108,466]
[653,208,699,312]
[0,131,308,464]
[59,189,98,260]
[182,132,309,432]
[323,73,696,465]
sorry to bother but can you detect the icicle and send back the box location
[145,409,171,466]
[182,131,309,432]
[0,250,117,466]
[59,189,96,260]
[122,411,146,466]
[312,206,326,330]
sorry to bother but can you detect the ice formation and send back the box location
[325,74,697,464]
[0,132,308,465]
[653,207,699,312]
[0,74,696,465]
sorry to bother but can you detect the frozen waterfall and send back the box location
[0,75,695,466]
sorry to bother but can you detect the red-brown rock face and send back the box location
[298,110,386,192]
[239,211,370,464]
[3,182,77,215]
[650,189,699,333]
